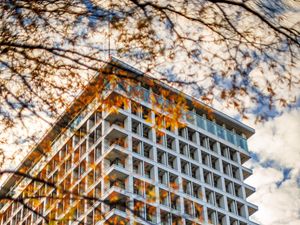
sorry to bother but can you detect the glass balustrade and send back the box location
[216,125,225,139]
[186,111,196,124]
[226,130,236,145]
[140,87,151,103]
[206,120,216,135]
[196,115,206,130]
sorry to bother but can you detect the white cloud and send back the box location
[247,163,300,225]
[245,109,300,225]
[248,109,300,168]
[0,115,49,169]
[246,166,283,188]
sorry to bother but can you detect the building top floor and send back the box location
[104,57,254,138]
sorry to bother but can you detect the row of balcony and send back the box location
[100,144,256,217]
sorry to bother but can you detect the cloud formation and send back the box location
[247,109,300,225]
[248,109,300,168]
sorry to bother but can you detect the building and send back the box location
[0,58,258,225]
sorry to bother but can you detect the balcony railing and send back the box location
[105,81,249,152]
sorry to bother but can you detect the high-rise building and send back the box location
[0,58,258,225]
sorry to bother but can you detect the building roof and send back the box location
[109,57,255,137]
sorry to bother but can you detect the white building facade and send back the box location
[0,58,258,225]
